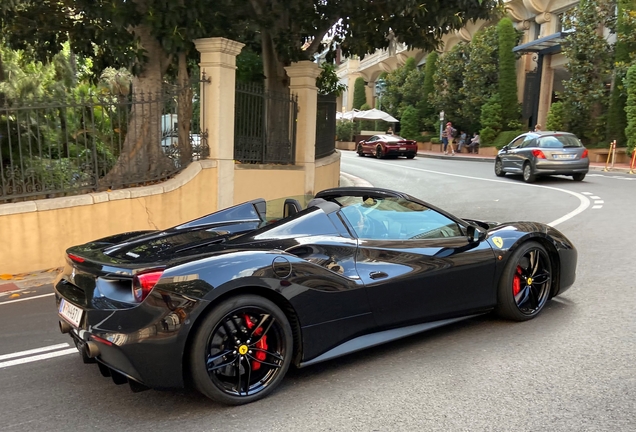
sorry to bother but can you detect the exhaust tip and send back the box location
[59,320,72,334]
[85,341,101,359]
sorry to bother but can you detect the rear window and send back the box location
[538,135,583,148]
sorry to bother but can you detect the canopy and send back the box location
[352,108,399,123]
[336,109,359,120]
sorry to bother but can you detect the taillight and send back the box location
[582,149,588,159]
[68,253,85,263]
[132,270,164,302]
[532,149,546,159]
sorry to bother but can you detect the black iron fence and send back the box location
[234,83,298,164]
[315,94,337,159]
[0,83,207,203]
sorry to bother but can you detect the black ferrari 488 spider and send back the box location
[54,187,577,405]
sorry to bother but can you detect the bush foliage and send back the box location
[400,106,420,140]
[626,63,636,155]
[352,77,367,110]
[336,120,354,142]
[546,102,565,131]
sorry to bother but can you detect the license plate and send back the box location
[59,298,83,328]
[554,154,576,159]
[399,147,406,151]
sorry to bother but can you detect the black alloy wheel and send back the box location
[496,241,552,321]
[375,147,383,159]
[406,153,416,159]
[522,163,536,183]
[190,295,293,405]
[572,173,586,181]
[357,145,365,156]
[494,159,506,177]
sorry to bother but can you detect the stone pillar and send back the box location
[284,61,321,195]
[537,54,554,128]
[193,37,244,210]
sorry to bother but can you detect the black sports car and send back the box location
[54,187,577,405]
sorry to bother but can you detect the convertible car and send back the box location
[54,187,577,405]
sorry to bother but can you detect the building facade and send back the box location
[336,0,589,130]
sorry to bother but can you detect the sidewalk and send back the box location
[0,267,61,296]
[414,148,634,173]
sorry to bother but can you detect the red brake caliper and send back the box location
[244,314,268,371]
[512,266,522,296]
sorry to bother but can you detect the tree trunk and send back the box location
[261,29,295,162]
[177,51,192,167]
[99,23,173,189]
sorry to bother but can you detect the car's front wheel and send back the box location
[495,241,552,321]
[494,159,506,177]
[189,295,293,405]
[522,163,536,183]
[572,173,586,181]
[406,153,416,159]
[375,147,383,159]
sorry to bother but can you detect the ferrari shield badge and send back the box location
[492,237,504,249]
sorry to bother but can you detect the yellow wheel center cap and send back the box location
[238,345,249,355]
[527,277,533,285]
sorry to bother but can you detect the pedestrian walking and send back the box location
[443,122,456,155]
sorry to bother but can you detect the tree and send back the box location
[400,106,420,140]
[626,63,636,155]
[607,0,636,146]
[3,0,499,179]
[433,42,471,130]
[497,17,521,130]
[420,52,439,131]
[352,77,367,109]
[561,0,615,145]
[316,62,347,96]
[383,57,425,120]
[480,93,502,145]
[461,26,499,132]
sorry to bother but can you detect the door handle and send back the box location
[369,271,388,280]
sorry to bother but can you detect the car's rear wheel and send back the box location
[406,153,415,159]
[495,241,552,321]
[494,159,506,177]
[375,147,383,159]
[190,295,293,405]
[522,163,536,183]
[357,145,365,157]
[572,173,586,181]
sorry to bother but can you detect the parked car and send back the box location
[494,131,589,182]
[357,134,417,159]
[54,187,578,405]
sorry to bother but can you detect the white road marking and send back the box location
[0,348,78,369]
[346,159,591,227]
[592,205,603,209]
[590,196,601,199]
[582,192,594,195]
[0,343,70,361]
[594,200,604,204]
[0,293,55,305]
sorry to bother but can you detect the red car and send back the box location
[357,134,417,159]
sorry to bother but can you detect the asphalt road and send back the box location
[1,152,634,431]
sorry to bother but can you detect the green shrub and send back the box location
[359,103,374,131]
[336,120,354,142]
[546,102,565,131]
[353,78,367,110]
[431,137,441,144]
[626,63,636,156]
[493,130,525,148]
[400,106,420,140]
[498,18,521,129]
[480,127,497,147]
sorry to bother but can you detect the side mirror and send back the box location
[501,145,509,151]
[466,225,486,243]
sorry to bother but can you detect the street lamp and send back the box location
[439,110,445,141]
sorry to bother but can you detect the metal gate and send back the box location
[315,94,337,159]
[234,83,298,164]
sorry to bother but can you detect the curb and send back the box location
[0,268,61,295]
[340,172,374,187]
